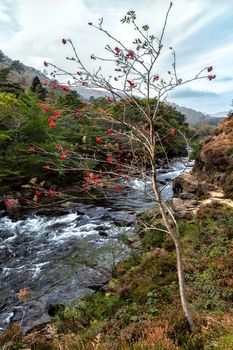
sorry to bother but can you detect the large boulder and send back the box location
[173,173,216,196]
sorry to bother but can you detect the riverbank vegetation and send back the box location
[1,3,232,348]
[0,86,189,199]
[1,204,233,349]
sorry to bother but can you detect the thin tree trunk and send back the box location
[174,239,197,332]
[151,165,197,332]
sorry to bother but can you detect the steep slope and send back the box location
[170,102,225,126]
[193,112,233,197]
[0,50,48,88]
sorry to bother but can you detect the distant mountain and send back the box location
[0,50,48,88]
[0,51,227,127]
[170,103,225,126]
[73,88,226,127]
[0,51,114,98]
[73,86,114,100]
[72,90,226,127]
[209,111,229,118]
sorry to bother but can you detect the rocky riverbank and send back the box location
[1,192,233,349]
[0,158,194,334]
[193,112,233,198]
[172,173,233,219]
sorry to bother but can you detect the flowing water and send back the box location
[0,158,193,333]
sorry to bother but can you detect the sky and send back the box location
[0,0,233,114]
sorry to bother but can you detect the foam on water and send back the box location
[49,223,99,241]
[0,158,194,332]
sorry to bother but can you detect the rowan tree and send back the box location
[12,2,217,331]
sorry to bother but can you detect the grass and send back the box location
[0,204,233,349]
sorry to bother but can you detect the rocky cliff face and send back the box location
[193,113,233,197]
[0,50,48,88]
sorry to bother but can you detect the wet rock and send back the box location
[76,210,86,216]
[99,230,108,237]
[158,168,173,174]
[75,217,90,226]
[0,248,15,260]
[109,212,135,226]
[164,177,172,182]
[102,214,113,221]
[87,206,111,220]
[158,180,167,185]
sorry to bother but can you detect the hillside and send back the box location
[0,50,225,129]
[170,103,225,126]
[193,112,233,197]
[209,111,229,118]
[0,50,48,89]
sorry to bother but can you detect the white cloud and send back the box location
[0,0,232,113]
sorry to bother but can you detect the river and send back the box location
[0,158,193,333]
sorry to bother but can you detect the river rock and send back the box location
[108,211,135,226]
[158,180,167,185]
[0,248,15,260]
[164,177,172,182]
[158,168,173,174]
[173,173,216,196]
[98,230,108,237]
